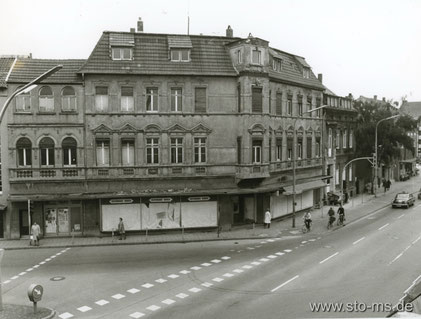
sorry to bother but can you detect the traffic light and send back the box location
[372,153,377,167]
[28,199,34,213]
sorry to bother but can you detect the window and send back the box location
[62,137,77,166]
[62,86,76,111]
[269,90,272,114]
[112,47,132,60]
[273,58,282,71]
[95,86,108,111]
[315,138,321,157]
[16,89,31,111]
[252,87,263,113]
[17,137,32,166]
[303,67,310,79]
[171,138,183,164]
[287,138,293,160]
[96,140,110,166]
[328,128,333,156]
[194,137,207,163]
[237,50,242,64]
[146,138,159,164]
[316,98,321,117]
[194,87,207,113]
[39,137,55,166]
[349,130,353,148]
[297,139,303,159]
[121,140,135,166]
[349,165,353,182]
[336,130,340,149]
[298,96,303,116]
[287,96,292,116]
[39,86,54,112]
[276,93,282,115]
[307,137,312,159]
[171,88,182,112]
[276,138,282,161]
[252,140,262,164]
[237,137,242,164]
[121,87,134,112]
[237,84,241,113]
[307,96,312,112]
[171,49,190,62]
[252,49,261,64]
[146,88,158,112]
[335,167,339,185]
[269,139,272,162]
[343,129,348,149]
[0,151,2,193]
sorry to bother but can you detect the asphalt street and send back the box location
[2,198,421,318]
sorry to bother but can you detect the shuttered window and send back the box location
[194,88,207,113]
[252,87,262,113]
[287,138,293,160]
[276,93,282,115]
[307,137,312,159]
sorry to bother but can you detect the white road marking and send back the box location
[189,287,202,293]
[353,237,366,245]
[162,299,176,305]
[271,275,299,292]
[142,283,154,288]
[412,235,421,245]
[3,280,11,284]
[168,274,179,279]
[378,223,390,231]
[267,239,275,242]
[156,278,167,283]
[255,245,262,248]
[19,272,26,276]
[45,258,52,261]
[33,265,40,268]
[390,253,403,264]
[211,259,221,263]
[201,282,213,287]
[51,255,56,258]
[247,247,255,250]
[397,214,405,219]
[112,294,125,300]
[223,273,234,277]
[95,299,109,306]
[180,270,191,274]
[39,261,46,265]
[77,306,92,313]
[233,269,244,273]
[259,258,269,262]
[146,305,161,311]
[309,239,316,242]
[190,266,202,270]
[176,293,189,299]
[242,265,252,269]
[59,313,74,319]
[319,252,339,264]
[129,312,145,319]
[301,241,307,244]
[127,288,140,294]
[11,276,18,280]
[251,261,261,265]
[212,277,224,282]
[276,252,285,256]
[26,268,33,272]
[260,241,267,244]
[267,255,277,259]
[201,263,212,267]
[284,249,292,253]
[221,256,231,260]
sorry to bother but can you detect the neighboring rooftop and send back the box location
[0,57,16,88]
[400,101,421,120]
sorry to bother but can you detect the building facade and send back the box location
[2,25,332,239]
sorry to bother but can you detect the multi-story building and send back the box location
[400,100,421,156]
[320,83,356,200]
[1,23,329,239]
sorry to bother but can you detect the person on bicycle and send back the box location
[328,207,336,228]
[303,211,312,231]
[337,204,345,225]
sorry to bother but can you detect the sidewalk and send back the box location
[1,176,420,251]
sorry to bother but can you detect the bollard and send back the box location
[145,227,148,242]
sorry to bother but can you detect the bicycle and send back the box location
[302,221,312,233]
[327,216,336,229]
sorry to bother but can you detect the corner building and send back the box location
[2,26,328,238]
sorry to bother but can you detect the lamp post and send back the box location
[374,115,399,197]
[292,104,328,228]
[0,65,62,312]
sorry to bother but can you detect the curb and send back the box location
[42,308,56,319]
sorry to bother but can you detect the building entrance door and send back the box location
[19,209,30,237]
[45,208,57,234]
[57,208,70,234]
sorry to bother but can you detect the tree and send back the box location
[354,101,416,166]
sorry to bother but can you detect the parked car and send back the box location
[392,192,415,208]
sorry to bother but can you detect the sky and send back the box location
[1,0,420,104]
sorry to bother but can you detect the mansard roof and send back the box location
[78,32,238,76]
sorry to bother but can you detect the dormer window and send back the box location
[171,49,190,62]
[303,67,310,79]
[112,47,133,60]
[252,48,262,65]
[237,50,242,64]
[273,58,282,71]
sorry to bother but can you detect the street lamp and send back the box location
[374,114,399,197]
[292,104,328,228]
[0,65,62,312]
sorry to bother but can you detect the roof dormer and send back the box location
[168,35,192,62]
[109,33,134,61]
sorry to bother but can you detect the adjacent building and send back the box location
[1,22,346,239]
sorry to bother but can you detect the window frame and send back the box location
[120,86,134,112]
[61,86,77,112]
[39,86,54,112]
[146,87,159,112]
[16,138,32,167]
[170,49,191,62]
[95,86,109,112]
[251,48,262,65]
[111,47,133,61]
[121,139,135,166]
[15,88,31,112]
[146,137,160,164]
[96,139,110,167]
[39,137,55,167]
[171,88,183,112]
[252,139,262,164]
[194,137,207,164]
[62,137,77,166]
[170,137,184,164]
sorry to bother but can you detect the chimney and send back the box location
[348,93,353,99]
[382,97,386,102]
[317,73,323,83]
[130,28,135,33]
[137,17,143,32]
[374,95,377,100]
[226,25,233,37]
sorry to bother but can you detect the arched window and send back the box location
[62,137,77,166]
[15,86,31,111]
[16,137,32,166]
[39,86,54,112]
[62,86,76,111]
[39,137,55,166]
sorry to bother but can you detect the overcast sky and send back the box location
[1,0,420,104]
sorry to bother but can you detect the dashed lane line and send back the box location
[353,237,365,245]
[319,252,339,264]
[271,275,300,292]
[378,223,390,231]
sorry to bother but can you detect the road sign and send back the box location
[27,284,43,302]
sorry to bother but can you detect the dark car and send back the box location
[392,192,415,208]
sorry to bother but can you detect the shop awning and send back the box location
[283,179,326,195]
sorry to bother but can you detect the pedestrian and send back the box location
[31,222,41,246]
[386,179,391,191]
[264,208,271,229]
[383,179,387,193]
[327,207,336,229]
[337,204,345,226]
[118,217,126,240]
